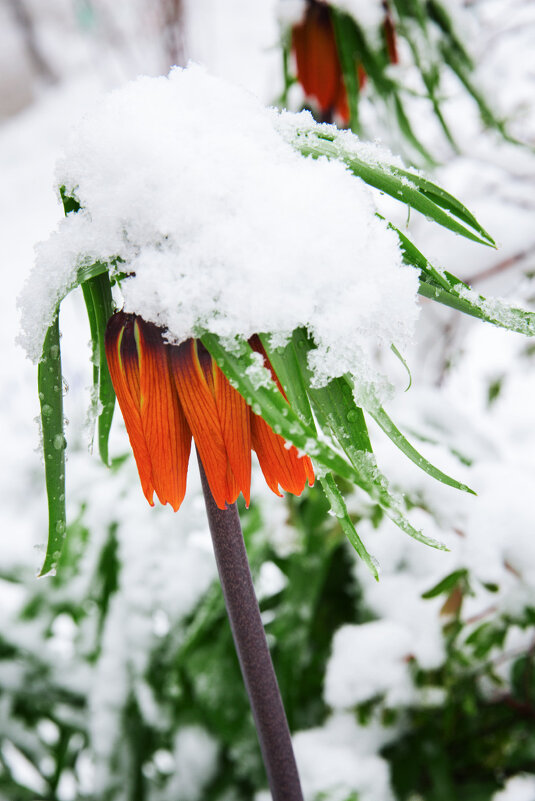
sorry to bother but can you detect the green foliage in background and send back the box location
[281,0,523,163]
[2,480,535,801]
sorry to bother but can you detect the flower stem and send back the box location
[197,453,304,801]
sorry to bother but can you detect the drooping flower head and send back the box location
[291,0,401,125]
[105,311,314,511]
[291,0,350,124]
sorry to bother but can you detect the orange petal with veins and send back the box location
[105,312,155,505]
[135,318,192,511]
[250,413,313,497]
[170,340,251,510]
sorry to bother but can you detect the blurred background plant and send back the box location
[280,0,519,164]
[2,1,535,800]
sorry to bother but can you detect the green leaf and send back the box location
[81,272,116,465]
[387,223,535,337]
[393,169,493,243]
[200,333,359,485]
[81,282,99,453]
[289,125,495,246]
[390,343,412,391]
[290,329,447,551]
[320,473,379,580]
[427,0,473,68]
[422,569,468,599]
[331,8,361,132]
[331,8,393,97]
[75,260,109,285]
[393,4,459,150]
[59,185,81,215]
[260,333,379,578]
[37,313,66,577]
[387,221,453,290]
[259,333,314,428]
[368,403,475,493]
[439,41,510,139]
[418,278,535,336]
[392,92,437,165]
[84,273,115,465]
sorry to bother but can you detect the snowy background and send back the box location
[1,1,535,800]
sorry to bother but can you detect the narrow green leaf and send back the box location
[292,336,373,456]
[386,221,452,290]
[422,569,468,599]
[37,313,66,577]
[81,282,99,453]
[85,273,115,465]
[440,41,509,138]
[390,343,412,391]
[258,334,314,427]
[290,128,495,245]
[75,261,109,285]
[393,169,494,243]
[331,8,392,93]
[369,404,475,493]
[391,0,427,31]
[386,223,535,336]
[201,333,359,485]
[320,474,379,580]
[392,93,437,165]
[394,6,459,150]
[418,279,535,336]
[291,329,447,551]
[260,333,379,578]
[331,8,361,132]
[427,0,473,68]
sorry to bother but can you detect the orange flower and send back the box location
[105,312,314,511]
[292,1,350,124]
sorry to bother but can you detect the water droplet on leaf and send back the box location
[53,434,67,450]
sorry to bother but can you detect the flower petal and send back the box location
[105,312,155,505]
[213,357,252,506]
[135,318,192,512]
[250,414,313,497]
[292,3,342,115]
[170,340,251,509]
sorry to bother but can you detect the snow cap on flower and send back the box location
[20,64,418,402]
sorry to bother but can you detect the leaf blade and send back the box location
[369,404,475,493]
[37,313,66,577]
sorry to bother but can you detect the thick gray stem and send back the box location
[197,453,304,801]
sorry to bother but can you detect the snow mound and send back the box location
[19,64,418,396]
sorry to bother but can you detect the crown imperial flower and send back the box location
[292,1,350,124]
[105,311,314,510]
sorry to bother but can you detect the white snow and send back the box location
[331,0,385,39]
[324,621,415,708]
[19,63,418,401]
[292,714,396,801]
[492,775,535,801]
